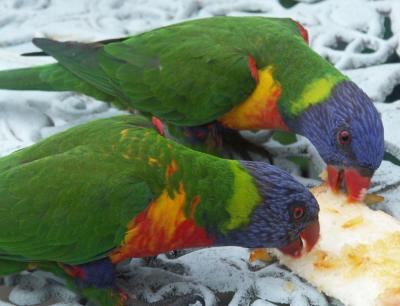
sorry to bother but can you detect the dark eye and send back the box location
[338,130,352,145]
[292,206,305,220]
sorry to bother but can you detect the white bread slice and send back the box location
[272,185,400,306]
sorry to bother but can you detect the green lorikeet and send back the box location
[0,115,319,306]
[0,16,384,202]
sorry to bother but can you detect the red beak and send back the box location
[344,168,371,203]
[278,222,320,258]
[327,165,372,202]
[327,165,342,193]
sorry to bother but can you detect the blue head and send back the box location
[215,161,320,257]
[285,81,384,201]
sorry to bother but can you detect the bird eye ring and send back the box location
[292,206,305,220]
[338,130,352,145]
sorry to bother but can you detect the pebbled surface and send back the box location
[0,0,400,305]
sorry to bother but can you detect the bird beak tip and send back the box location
[278,221,320,258]
[301,221,320,252]
[344,168,371,203]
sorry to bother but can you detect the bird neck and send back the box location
[114,127,262,235]
[160,151,263,236]
[219,66,288,131]
[214,160,263,234]
[282,75,345,123]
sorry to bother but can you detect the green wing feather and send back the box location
[0,145,153,264]
[0,17,312,124]
[0,116,158,265]
[31,26,254,125]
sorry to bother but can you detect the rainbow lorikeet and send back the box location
[0,115,319,306]
[0,16,384,202]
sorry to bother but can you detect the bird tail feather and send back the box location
[0,63,115,104]
[0,65,56,91]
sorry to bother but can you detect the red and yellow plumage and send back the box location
[219,66,287,131]
[110,183,213,263]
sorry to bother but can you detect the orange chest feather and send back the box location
[219,66,288,131]
[110,184,213,263]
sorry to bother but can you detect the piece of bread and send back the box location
[272,185,400,306]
